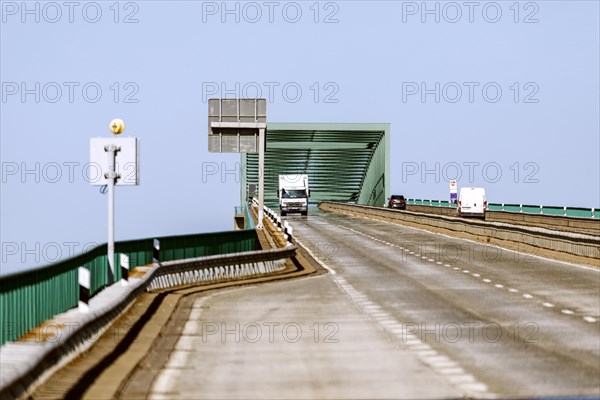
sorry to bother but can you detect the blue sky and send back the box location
[1,1,599,274]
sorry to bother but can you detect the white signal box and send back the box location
[90,137,140,186]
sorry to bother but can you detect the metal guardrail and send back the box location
[407,199,458,208]
[407,199,597,218]
[251,198,294,243]
[0,230,258,346]
[244,203,255,229]
[0,245,296,399]
[148,246,295,291]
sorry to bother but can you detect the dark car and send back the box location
[388,195,406,210]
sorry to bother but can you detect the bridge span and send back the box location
[25,207,598,399]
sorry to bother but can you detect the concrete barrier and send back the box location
[405,205,599,235]
[406,204,457,217]
[486,210,599,235]
[321,202,600,268]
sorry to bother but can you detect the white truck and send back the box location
[278,174,309,216]
[457,187,487,218]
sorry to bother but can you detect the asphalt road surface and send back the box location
[148,210,600,399]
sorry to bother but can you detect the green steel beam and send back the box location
[241,123,390,207]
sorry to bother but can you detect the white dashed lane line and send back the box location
[333,224,599,324]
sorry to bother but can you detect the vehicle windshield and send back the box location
[282,189,307,199]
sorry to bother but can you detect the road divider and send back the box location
[406,204,599,236]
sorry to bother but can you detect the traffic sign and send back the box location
[208,98,266,153]
[449,179,457,193]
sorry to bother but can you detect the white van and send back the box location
[458,187,487,218]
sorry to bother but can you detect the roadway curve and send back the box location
[147,210,599,399]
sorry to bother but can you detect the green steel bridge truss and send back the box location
[241,123,390,208]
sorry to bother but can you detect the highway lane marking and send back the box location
[409,344,432,351]
[152,368,178,395]
[462,270,470,273]
[379,320,400,326]
[371,312,389,317]
[424,358,458,368]
[303,217,600,396]
[313,220,593,324]
[404,337,422,345]
[182,321,199,335]
[304,241,490,397]
[384,322,404,329]
[151,295,217,395]
[188,307,203,320]
[318,266,491,397]
[341,214,600,274]
[448,375,476,384]
[439,367,465,375]
[462,383,489,392]
[293,236,337,275]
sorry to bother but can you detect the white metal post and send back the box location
[257,128,265,229]
[106,144,117,284]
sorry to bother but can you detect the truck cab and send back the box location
[279,175,309,216]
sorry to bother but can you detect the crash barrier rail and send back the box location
[320,201,600,265]
[244,203,255,229]
[407,199,596,219]
[147,247,292,290]
[405,199,599,235]
[252,199,294,244]
[0,245,296,399]
[0,229,258,346]
[252,198,294,243]
[234,204,256,230]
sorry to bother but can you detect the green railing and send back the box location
[407,199,458,208]
[0,229,258,346]
[244,204,255,229]
[234,204,255,229]
[407,199,597,218]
